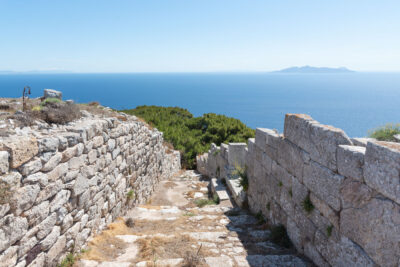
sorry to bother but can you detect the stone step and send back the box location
[225,177,246,207]
[210,178,230,201]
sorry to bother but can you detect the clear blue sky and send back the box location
[0,0,399,72]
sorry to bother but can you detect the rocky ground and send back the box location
[76,170,312,267]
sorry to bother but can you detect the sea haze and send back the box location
[0,72,399,137]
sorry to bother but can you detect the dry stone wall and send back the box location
[197,114,400,267]
[0,113,180,266]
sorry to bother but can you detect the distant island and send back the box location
[274,66,355,73]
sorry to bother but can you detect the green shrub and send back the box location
[278,181,283,187]
[232,164,248,191]
[369,123,400,142]
[194,197,219,208]
[288,188,292,198]
[40,97,62,107]
[301,194,314,214]
[326,225,333,237]
[120,106,255,169]
[57,253,76,267]
[271,224,292,248]
[127,190,135,200]
[266,202,271,210]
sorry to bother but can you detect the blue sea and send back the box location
[0,72,400,137]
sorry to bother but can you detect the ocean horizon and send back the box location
[1,72,399,137]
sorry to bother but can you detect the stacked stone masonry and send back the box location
[0,114,180,266]
[197,114,400,267]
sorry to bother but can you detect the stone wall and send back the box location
[0,113,180,266]
[197,114,400,267]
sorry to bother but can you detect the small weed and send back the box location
[278,181,283,187]
[255,211,266,225]
[271,224,291,248]
[369,123,400,142]
[232,164,248,191]
[57,252,76,267]
[327,225,333,237]
[31,105,41,112]
[212,150,220,156]
[288,188,292,197]
[183,212,196,217]
[302,194,314,214]
[40,97,62,107]
[125,217,135,228]
[266,202,271,210]
[194,197,219,208]
[127,190,135,200]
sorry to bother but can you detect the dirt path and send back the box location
[76,171,311,267]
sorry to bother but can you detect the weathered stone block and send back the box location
[310,193,338,229]
[314,231,375,266]
[73,174,89,196]
[44,89,62,99]
[364,141,400,204]
[38,137,59,153]
[41,152,62,172]
[2,136,38,169]
[340,179,399,266]
[0,151,9,174]
[227,143,247,167]
[337,145,365,181]
[46,235,66,265]
[271,161,293,188]
[276,138,309,181]
[0,246,18,266]
[0,215,28,251]
[19,158,42,176]
[47,162,68,182]
[284,114,352,171]
[11,184,40,214]
[303,160,345,211]
[40,226,60,251]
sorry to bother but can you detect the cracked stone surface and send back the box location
[77,171,312,267]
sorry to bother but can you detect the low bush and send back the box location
[121,106,255,169]
[39,101,80,124]
[301,194,314,214]
[270,224,291,248]
[369,123,400,142]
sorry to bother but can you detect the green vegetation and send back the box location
[194,195,219,208]
[369,123,400,142]
[121,106,255,169]
[232,164,248,191]
[127,189,135,200]
[183,212,196,217]
[271,224,292,248]
[278,181,283,187]
[255,211,266,225]
[288,188,292,198]
[301,194,314,214]
[327,225,333,237]
[40,97,62,107]
[266,202,271,210]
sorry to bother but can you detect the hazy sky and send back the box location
[0,0,399,72]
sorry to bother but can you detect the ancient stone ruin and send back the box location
[197,114,400,267]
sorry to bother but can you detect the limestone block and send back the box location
[337,145,365,181]
[276,138,310,181]
[364,141,400,204]
[340,179,400,266]
[40,226,60,251]
[46,234,66,265]
[92,136,104,149]
[68,155,86,170]
[227,143,247,167]
[0,151,9,174]
[37,212,57,239]
[2,136,38,168]
[50,190,71,212]
[58,136,68,152]
[24,201,50,226]
[271,160,293,188]
[0,204,9,218]
[112,147,120,160]
[1,171,21,188]
[61,146,77,163]
[303,160,345,211]
[24,172,48,187]
[310,193,339,229]
[73,175,89,196]
[351,137,375,147]
[42,152,62,172]
[26,252,45,267]
[38,137,59,153]
[304,242,329,267]
[47,162,68,182]
[255,128,269,151]
[11,184,40,214]
[314,231,375,266]
[65,222,80,241]
[293,206,316,242]
[44,89,62,100]
[0,246,17,266]
[0,215,28,251]
[19,158,42,176]
[284,114,352,171]
[18,235,38,258]
[35,180,63,203]
[292,177,308,208]
[286,217,304,253]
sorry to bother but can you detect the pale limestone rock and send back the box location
[68,155,86,170]
[38,137,59,153]
[304,242,329,267]
[364,141,400,204]
[0,151,9,175]
[73,174,89,196]
[284,114,352,171]
[50,190,71,212]
[310,193,339,229]
[41,152,62,172]
[87,150,97,164]
[2,136,38,168]
[18,235,37,258]
[26,252,45,267]
[0,215,28,251]
[36,213,57,239]
[303,160,345,211]
[276,138,310,180]
[40,226,60,251]
[19,158,42,176]
[45,235,66,265]
[314,231,375,267]
[340,179,400,266]
[12,184,40,214]
[35,180,63,203]
[24,172,48,187]
[0,246,18,266]
[23,201,49,226]
[43,89,62,100]
[205,256,233,267]
[47,162,68,182]
[61,146,77,163]
[92,136,104,149]
[337,145,365,181]
[1,171,21,187]
[61,214,73,233]
[0,204,10,218]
